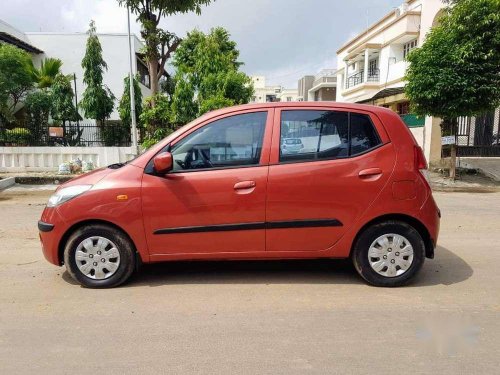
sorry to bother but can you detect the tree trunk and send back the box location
[148,59,159,101]
[449,144,457,180]
[441,117,458,180]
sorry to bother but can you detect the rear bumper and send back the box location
[417,193,440,258]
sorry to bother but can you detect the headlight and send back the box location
[47,185,92,207]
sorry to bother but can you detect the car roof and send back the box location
[201,101,395,118]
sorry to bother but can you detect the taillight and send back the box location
[414,146,428,170]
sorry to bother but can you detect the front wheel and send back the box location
[352,221,425,287]
[63,224,136,288]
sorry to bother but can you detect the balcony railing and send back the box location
[346,69,380,89]
[346,71,363,89]
[367,68,380,82]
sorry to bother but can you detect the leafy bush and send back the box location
[25,90,52,144]
[118,75,142,128]
[141,128,170,149]
[3,128,31,145]
[140,94,178,148]
[101,120,131,146]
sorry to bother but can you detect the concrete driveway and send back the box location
[0,188,499,374]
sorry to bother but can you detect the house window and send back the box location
[403,39,418,59]
[136,58,150,88]
[369,59,378,74]
[287,97,292,102]
[397,101,410,115]
[275,88,281,93]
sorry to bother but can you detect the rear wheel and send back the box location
[352,221,425,287]
[64,224,136,288]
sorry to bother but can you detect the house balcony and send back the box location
[312,69,337,87]
[307,69,337,101]
[346,69,380,89]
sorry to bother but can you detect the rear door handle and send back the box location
[234,181,256,190]
[358,168,383,178]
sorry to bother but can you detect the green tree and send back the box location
[170,77,197,125]
[107,75,144,147]
[118,74,143,128]
[405,0,500,178]
[140,94,176,148]
[30,57,64,89]
[24,90,52,144]
[79,21,115,126]
[51,74,82,145]
[117,0,213,98]
[171,27,253,123]
[159,73,176,100]
[0,44,34,122]
[405,0,500,122]
[52,74,79,123]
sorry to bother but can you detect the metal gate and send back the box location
[451,108,500,157]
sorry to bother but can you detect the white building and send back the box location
[250,76,299,103]
[335,0,445,164]
[297,69,337,102]
[0,19,152,121]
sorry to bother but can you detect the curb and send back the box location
[431,185,500,193]
[0,177,16,190]
[14,176,73,185]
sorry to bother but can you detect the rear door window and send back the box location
[350,113,382,156]
[280,110,349,162]
[279,110,381,162]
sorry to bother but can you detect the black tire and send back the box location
[64,224,136,288]
[352,220,425,287]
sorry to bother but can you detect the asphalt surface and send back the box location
[0,188,499,374]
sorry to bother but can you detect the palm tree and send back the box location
[30,58,63,89]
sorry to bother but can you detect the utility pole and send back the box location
[127,6,139,155]
[73,73,80,132]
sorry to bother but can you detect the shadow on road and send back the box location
[410,246,473,287]
[62,245,472,288]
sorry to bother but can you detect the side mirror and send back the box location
[153,152,173,174]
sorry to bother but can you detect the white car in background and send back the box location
[281,138,304,154]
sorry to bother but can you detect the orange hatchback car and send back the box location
[38,103,440,288]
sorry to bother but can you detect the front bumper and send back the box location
[38,207,67,266]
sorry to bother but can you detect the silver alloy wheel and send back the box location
[367,233,414,278]
[74,236,121,280]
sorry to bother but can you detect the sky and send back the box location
[1,0,402,87]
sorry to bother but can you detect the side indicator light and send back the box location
[116,195,128,201]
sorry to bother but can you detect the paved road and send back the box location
[0,188,499,374]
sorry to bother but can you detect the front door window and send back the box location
[171,112,267,171]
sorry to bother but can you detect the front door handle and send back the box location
[234,181,256,190]
[358,168,383,178]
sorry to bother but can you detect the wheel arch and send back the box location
[58,219,142,266]
[351,214,434,259]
